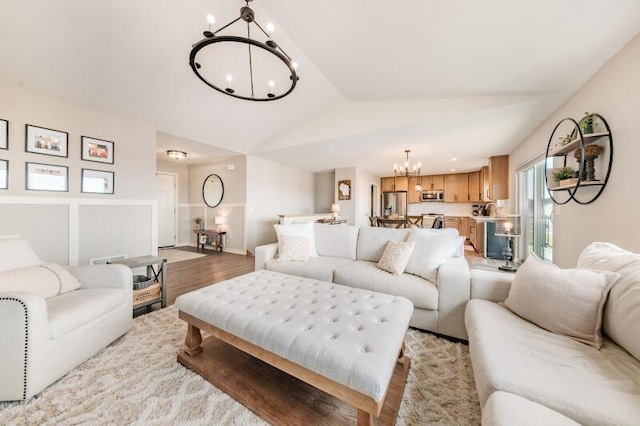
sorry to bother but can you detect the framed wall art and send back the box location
[25,124,68,157]
[0,159,7,189]
[338,179,351,201]
[81,136,114,164]
[0,119,8,150]
[81,168,114,194]
[26,162,68,192]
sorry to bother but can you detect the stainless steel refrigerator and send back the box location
[382,191,407,218]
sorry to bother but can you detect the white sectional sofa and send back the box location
[465,242,640,425]
[255,223,471,340]
[0,236,133,401]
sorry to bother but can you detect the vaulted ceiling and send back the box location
[1,1,639,175]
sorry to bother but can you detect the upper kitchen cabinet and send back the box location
[444,173,469,202]
[468,171,481,202]
[421,174,445,190]
[381,176,408,192]
[408,177,421,203]
[486,155,509,201]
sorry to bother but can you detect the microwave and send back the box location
[421,190,444,202]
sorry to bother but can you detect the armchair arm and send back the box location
[254,243,278,271]
[437,256,471,340]
[470,269,515,303]
[0,292,50,401]
[66,264,132,292]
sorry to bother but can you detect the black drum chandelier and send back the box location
[189,0,299,101]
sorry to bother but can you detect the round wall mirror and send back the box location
[203,174,224,208]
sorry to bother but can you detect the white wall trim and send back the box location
[0,196,156,206]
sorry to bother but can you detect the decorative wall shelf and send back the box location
[544,113,613,205]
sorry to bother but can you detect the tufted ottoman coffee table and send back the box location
[175,270,413,425]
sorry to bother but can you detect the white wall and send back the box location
[246,155,315,253]
[0,85,157,264]
[314,170,335,213]
[509,33,640,267]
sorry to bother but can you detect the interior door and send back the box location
[156,173,176,248]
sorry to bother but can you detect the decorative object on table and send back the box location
[331,203,340,220]
[26,162,68,192]
[580,111,594,134]
[495,215,521,272]
[25,124,68,157]
[214,216,224,232]
[81,168,114,194]
[81,136,114,164]
[574,144,604,181]
[188,0,298,102]
[338,180,351,200]
[0,159,7,189]
[203,174,224,208]
[0,118,7,149]
[166,150,187,160]
[393,149,422,177]
[194,217,203,230]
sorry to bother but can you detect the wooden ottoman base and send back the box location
[177,312,411,426]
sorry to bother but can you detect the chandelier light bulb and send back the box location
[207,14,216,25]
[267,80,275,98]
[266,22,275,35]
[292,61,298,69]
[225,74,234,94]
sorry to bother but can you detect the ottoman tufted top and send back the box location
[175,270,414,402]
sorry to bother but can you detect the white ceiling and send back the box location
[1,1,639,176]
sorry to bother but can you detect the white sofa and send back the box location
[255,223,471,340]
[0,236,133,401]
[465,243,640,425]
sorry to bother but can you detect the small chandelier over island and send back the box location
[394,149,423,191]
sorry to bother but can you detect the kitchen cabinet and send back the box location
[408,177,421,203]
[459,217,470,239]
[444,173,469,202]
[469,218,485,255]
[486,155,509,200]
[468,171,481,202]
[421,174,444,190]
[481,166,491,201]
[381,176,408,192]
[444,216,460,231]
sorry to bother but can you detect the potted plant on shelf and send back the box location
[552,167,577,187]
[581,111,594,134]
[194,217,203,230]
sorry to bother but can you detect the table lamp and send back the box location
[495,215,521,272]
[331,204,340,220]
[214,216,224,232]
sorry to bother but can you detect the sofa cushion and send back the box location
[0,236,42,272]
[277,235,311,262]
[356,227,410,262]
[334,260,438,310]
[482,391,581,426]
[266,256,354,282]
[504,253,618,348]
[577,242,640,362]
[47,288,126,338]
[0,263,81,299]
[314,223,359,260]
[377,240,415,275]
[274,221,318,257]
[405,231,460,282]
[465,299,640,426]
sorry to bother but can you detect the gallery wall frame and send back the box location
[81,136,114,164]
[0,159,8,189]
[26,162,69,192]
[338,179,351,200]
[0,119,8,150]
[25,124,68,158]
[81,168,114,194]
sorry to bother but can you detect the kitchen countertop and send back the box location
[469,216,498,221]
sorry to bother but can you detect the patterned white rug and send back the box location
[158,248,207,264]
[0,306,481,425]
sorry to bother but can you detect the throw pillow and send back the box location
[274,221,318,257]
[504,253,619,349]
[277,235,311,262]
[377,240,416,275]
[404,231,460,282]
[0,263,81,299]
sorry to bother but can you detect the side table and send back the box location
[108,255,167,311]
[194,229,226,252]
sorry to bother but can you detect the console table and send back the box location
[194,229,226,252]
[108,255,167,310]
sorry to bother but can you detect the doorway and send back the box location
[156,173,176,248]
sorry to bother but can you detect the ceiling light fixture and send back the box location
[189,0,299,101]
[167,150,187,160]
[393,149,423,191]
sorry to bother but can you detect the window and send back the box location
[516,156,553,262]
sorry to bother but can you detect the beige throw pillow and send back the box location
[274,221,318,257]
[404,231,460,282]
[0,263,81,299]
[504,253,619,349]
[277,235,311,262]
[377,240,415,275]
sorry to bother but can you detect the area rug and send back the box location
[0,307,481,425]
[159,248,207,264]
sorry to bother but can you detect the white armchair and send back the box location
[0,236,133,401]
